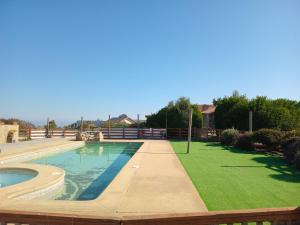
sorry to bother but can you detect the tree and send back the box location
[45,120,57,130]
[214,92,300,131]
[146,97,203,128]
[213,91,249,130]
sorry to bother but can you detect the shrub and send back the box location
[221,129,239,146]
[282,130,297,140]
[235,133,254,150]
[282,137,300,164]
[295,152,300,170]
[252,129,282,149]
[281,130,297,147]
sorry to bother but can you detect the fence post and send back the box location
[123,127,125,139]
[137,114,140,139]
[80,116,83,133]
[108,115,111,139]
[28,128,31,140]
[46,117,49,138]
[151,128,154,138]
[179,128,182,138]
[187,108,193,154]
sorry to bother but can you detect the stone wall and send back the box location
[0,124,19,144]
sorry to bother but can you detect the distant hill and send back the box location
[0,118,36,129]
[64,120,103,130]
[64,114,139,129]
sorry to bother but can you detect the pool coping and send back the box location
[0,139,207,218]
[0,163,65,200]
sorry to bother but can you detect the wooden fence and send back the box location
[167,128,223,140]
[0,207,299,225]
[19,128,167,140]
[19,128,246,141]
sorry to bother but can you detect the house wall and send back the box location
[120,118,134,125]
[202,114,215,128]
[0,125,19,144]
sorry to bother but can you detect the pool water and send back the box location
[0,169,37,188]
[30,142,142,200]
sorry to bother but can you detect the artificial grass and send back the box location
[171,141,300,211]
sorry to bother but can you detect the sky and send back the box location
[0,0,299,126]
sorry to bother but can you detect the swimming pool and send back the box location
[0,168,37,188]
[30,142,142,201]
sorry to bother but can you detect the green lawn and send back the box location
[171,141,300,211]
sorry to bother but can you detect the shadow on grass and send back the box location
[205,142,300,183]
[252,156,300,183]
[169,139,187,143]
[169,139,192,155]
[175,140,300,183]
[171,140,300,183]
[204,142,261,155]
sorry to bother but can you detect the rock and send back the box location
[94,131,104,141]
[76,132,88,141]
[76,131,104,141]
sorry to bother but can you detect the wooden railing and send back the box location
[19,128,167,140]
[123,207,300,225]
[167,128,224,140]
[18,128,253,141]
[0,207,299,225]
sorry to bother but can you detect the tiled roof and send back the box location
[196,104,216,114]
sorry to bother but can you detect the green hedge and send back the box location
[282,137,300,167]
[252,129,282,149]
[221,129,239,146]
[235,133,254,150]
[219,128,300,170]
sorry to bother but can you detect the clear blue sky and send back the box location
[0,0,299,126]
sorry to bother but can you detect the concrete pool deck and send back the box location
[0,139,207,218]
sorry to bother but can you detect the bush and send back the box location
[282,137,300,164]
[221,129,239,146]
[252,129,282,149]
[282,130,298,141]
[235,133,254,150]
[295,152,300,170]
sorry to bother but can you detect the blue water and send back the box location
[30,142,142,200]
[0,169,37,188]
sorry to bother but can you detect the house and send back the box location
[196,104,216,128]
[109,114,136,125]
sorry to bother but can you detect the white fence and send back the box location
[24,128,166,140]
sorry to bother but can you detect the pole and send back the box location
[137,114,140,139]
[187,108,193,154]
[108,114,111,138]
[249,111,253,133]
[165,110,168,139]
[80,116,83,133]
[46,117,49,138]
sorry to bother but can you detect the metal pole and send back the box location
[165,110,168,139]
[187,108,193,154]
[80,117,83,133]
[108,114,111,138]
[46,117,49,138]
[249,111,253,133]
[137,114,140,139]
